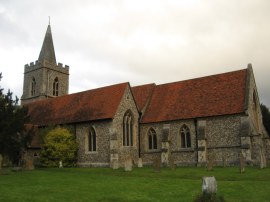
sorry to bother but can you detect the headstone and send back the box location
[24,157,35,170]
[124,157,132,172]
[110,154,119,170]
[153,157,161,173]
[207,157,214,171]
[222,155,227,167]
[169,156,176,170]
[112,159,119,170]
[59,160,63,168]
[202,176,217,194]
[138,158,143,168]
[239,153,245,173]
[0,154,3,171]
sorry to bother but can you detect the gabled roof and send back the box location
[131,83,155,112]
[141,69,247,123]
[38,25,57,64]
[27,83,128,126]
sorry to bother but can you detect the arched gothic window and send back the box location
[123,110,133,146]
[31,77,36,96]
[88,127,96,152]
[53,77,59,96]
[148,128,157,150]
[180,125,191,148]
[252,91,259,130]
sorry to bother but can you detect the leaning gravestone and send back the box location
[202,176,217,194]
[153,157,161,173]
[124,157,132,172]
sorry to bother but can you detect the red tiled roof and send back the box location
[131,83,155,112]
[141,69,247,123]
[26,83,128,126]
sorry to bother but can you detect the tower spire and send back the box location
[38,23,56,64]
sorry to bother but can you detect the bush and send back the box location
[194,193,225,202]
[40,127,78,167]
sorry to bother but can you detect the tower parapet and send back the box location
[24,60,69,74]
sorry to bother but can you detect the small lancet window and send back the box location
[31,77,36,96]
[53,77,59,96]
[148,128,157,150]
[88,127,96,152]
[180,125,191,148]
[123,110,133,146]
[252,91,259,129]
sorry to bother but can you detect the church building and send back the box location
[23,24,270,168]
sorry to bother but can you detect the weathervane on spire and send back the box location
[48,16,50,25]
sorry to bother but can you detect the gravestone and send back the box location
[124,157,132,172]
[0,154,3,171]
[169,156,176,170]
[24,157,34,170]
[59,160,63,168]
[222,155,227,167]
[112,159,119,170]
[138,158,143,168]
[153,157,161,173]
[207,157,214,171]
[239,153,245,173]
[202,176,217,194]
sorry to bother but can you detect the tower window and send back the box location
[31,77,36,96]
[148,128,157,150]
[180,125,191,148]
[53,77,59,96]
[123,110,133,146]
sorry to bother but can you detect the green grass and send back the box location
[0,167,270,202]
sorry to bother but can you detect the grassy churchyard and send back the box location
[0,167,270,202]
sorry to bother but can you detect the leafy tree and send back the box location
[0,73,32,165]
[40,127,78,167]
[261,103,270,136]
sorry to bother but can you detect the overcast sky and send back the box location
[0,0,269,107]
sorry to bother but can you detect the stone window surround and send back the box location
[180,124,191,148]
[53,77,59,96]
[85,126,98,154]
[252,90,259,131]
[148,127,158,150]
[123,110,134,146]
[31,77,36,96]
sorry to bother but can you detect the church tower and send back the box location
[21,24,69,105]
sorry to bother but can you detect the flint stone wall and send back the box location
[76,121,111,167]
[112,86,139,167]
[205,115,242,164]
[141,120,197,166]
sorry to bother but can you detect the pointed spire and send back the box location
[38,24,56,64]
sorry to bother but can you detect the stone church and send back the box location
[22,24,269,168]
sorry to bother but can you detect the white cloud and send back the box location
[0,0,269,107]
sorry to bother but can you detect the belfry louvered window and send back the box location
[123,110,133,146]
[180,125,191,148]
[53,77,59,96]
[31,77,36,96]
[148,128,157,150]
